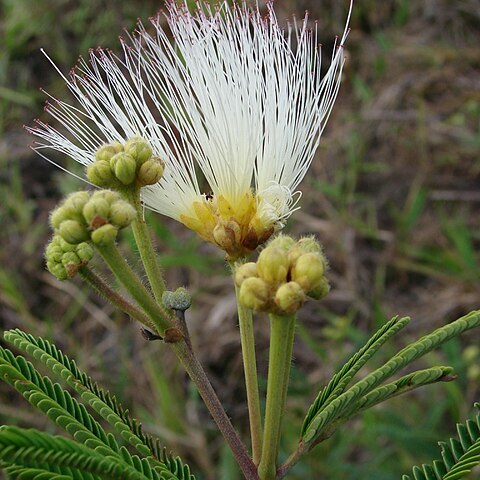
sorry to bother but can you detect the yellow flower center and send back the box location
[180,190,275,259]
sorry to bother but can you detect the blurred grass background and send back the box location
[0,0,479,478]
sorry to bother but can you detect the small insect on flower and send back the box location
[28,0,352,259]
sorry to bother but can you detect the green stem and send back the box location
[95,243,172,334]
[258,314,296,480]
[78,266,154,329]
[124,188,166,303]
[234,283,263,465]
[172,341,259,480]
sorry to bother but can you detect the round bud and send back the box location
[59,238,76,252]
[274,281,306,314]
[76,242,94,263]
[267,234,296,252]
[86,161,115,187]
[239,277,271,311]
[213,220,241,253]
[307,277,330,300]
[162,287,192,311]
[91,189,120,205]
[58,220,89,244]
[83,198,110,226]
[61,251,81,267]
[137,158,164,186]
[45,243,63,262]
[234,262,258,287]
[91,224,118,246]
[110,152,137,185]
[257,246,289,286]
[95,143,123,162]
[49,206,69,230]
[291,252,325,292]
[63,191,90,213]
[109,200,136,228]
[47,262,68,281]
[296,236,322,254]
[124,136,153,165]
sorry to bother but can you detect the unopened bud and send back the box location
[239,277,271,311]
[95,142,123,162]
[137,158,164,186]
[213,220,241,253]
[267,234,296,252]
[90,224,118,246]
[234,262,258,287]
[58,220,89,244]
[47,261,68,281]
[110,152,137,185]
[61,251,81,267]
[162,287,192,311]
[307,277,330,300]
[297,236,322,254]
[257,247,289,286]
[91,190,119,205]
[59,238,76,252]
[274,282,305,314]
[86,160,115,187]
[124,136,153,165]
[83,198,110,227]
[76,242,94,263]
[63,191,90,213]
[291,252,325,292]
[109,200,136,228]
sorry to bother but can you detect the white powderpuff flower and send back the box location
[28,0,352,258]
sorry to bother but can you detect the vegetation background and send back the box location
[0,0,479,478]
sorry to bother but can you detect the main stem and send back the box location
[173,341,259,480]
[124,188,166,303]
[234,282,263,465]
[258,314,296,480]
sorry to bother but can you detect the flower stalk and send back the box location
[258,314,296,480]
[234,282,263,465]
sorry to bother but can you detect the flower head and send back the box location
[29,0,351,258]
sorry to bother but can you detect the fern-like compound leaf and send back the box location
[301,316,410,435]
[403,403,480,480]
[302,310,480,448]
[2,330,196,480]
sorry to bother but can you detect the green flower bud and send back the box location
[45,244,63,262]
[234,262,258,287]
[137,157,164,186]
[61,251,81,267]
[162,287,192,311]
[83,197,110,228]
[110,152,137,185]
[109,200,136,228]
[76,242,94,262]
[49,206,69,229]
[91,189,120,205]
[307,277,330,300]
[297,236,322,254]
[47,261,68,281]
[267,234,296,252]
[257,246,289,286]
[291,252,325,292]
[124,136,153,165]
[95,142,123,162]
[239,277,271,311]
[63,191,90,213]
[58,220,89,244]
[274,281,305,314]
[91,224,118,246]
[59,238,76,252]
[86,160,116,187]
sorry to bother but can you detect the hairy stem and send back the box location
[78,266,154,329]
[95,243,172,334]
[124,188,166,303]
[173,341,259,480]
[258,314,296,480]
[234,283,263,465]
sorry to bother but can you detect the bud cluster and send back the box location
[86,137,164,188]
[236,235,329,315]
[49,190,136,247]
[45,234,94,280]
